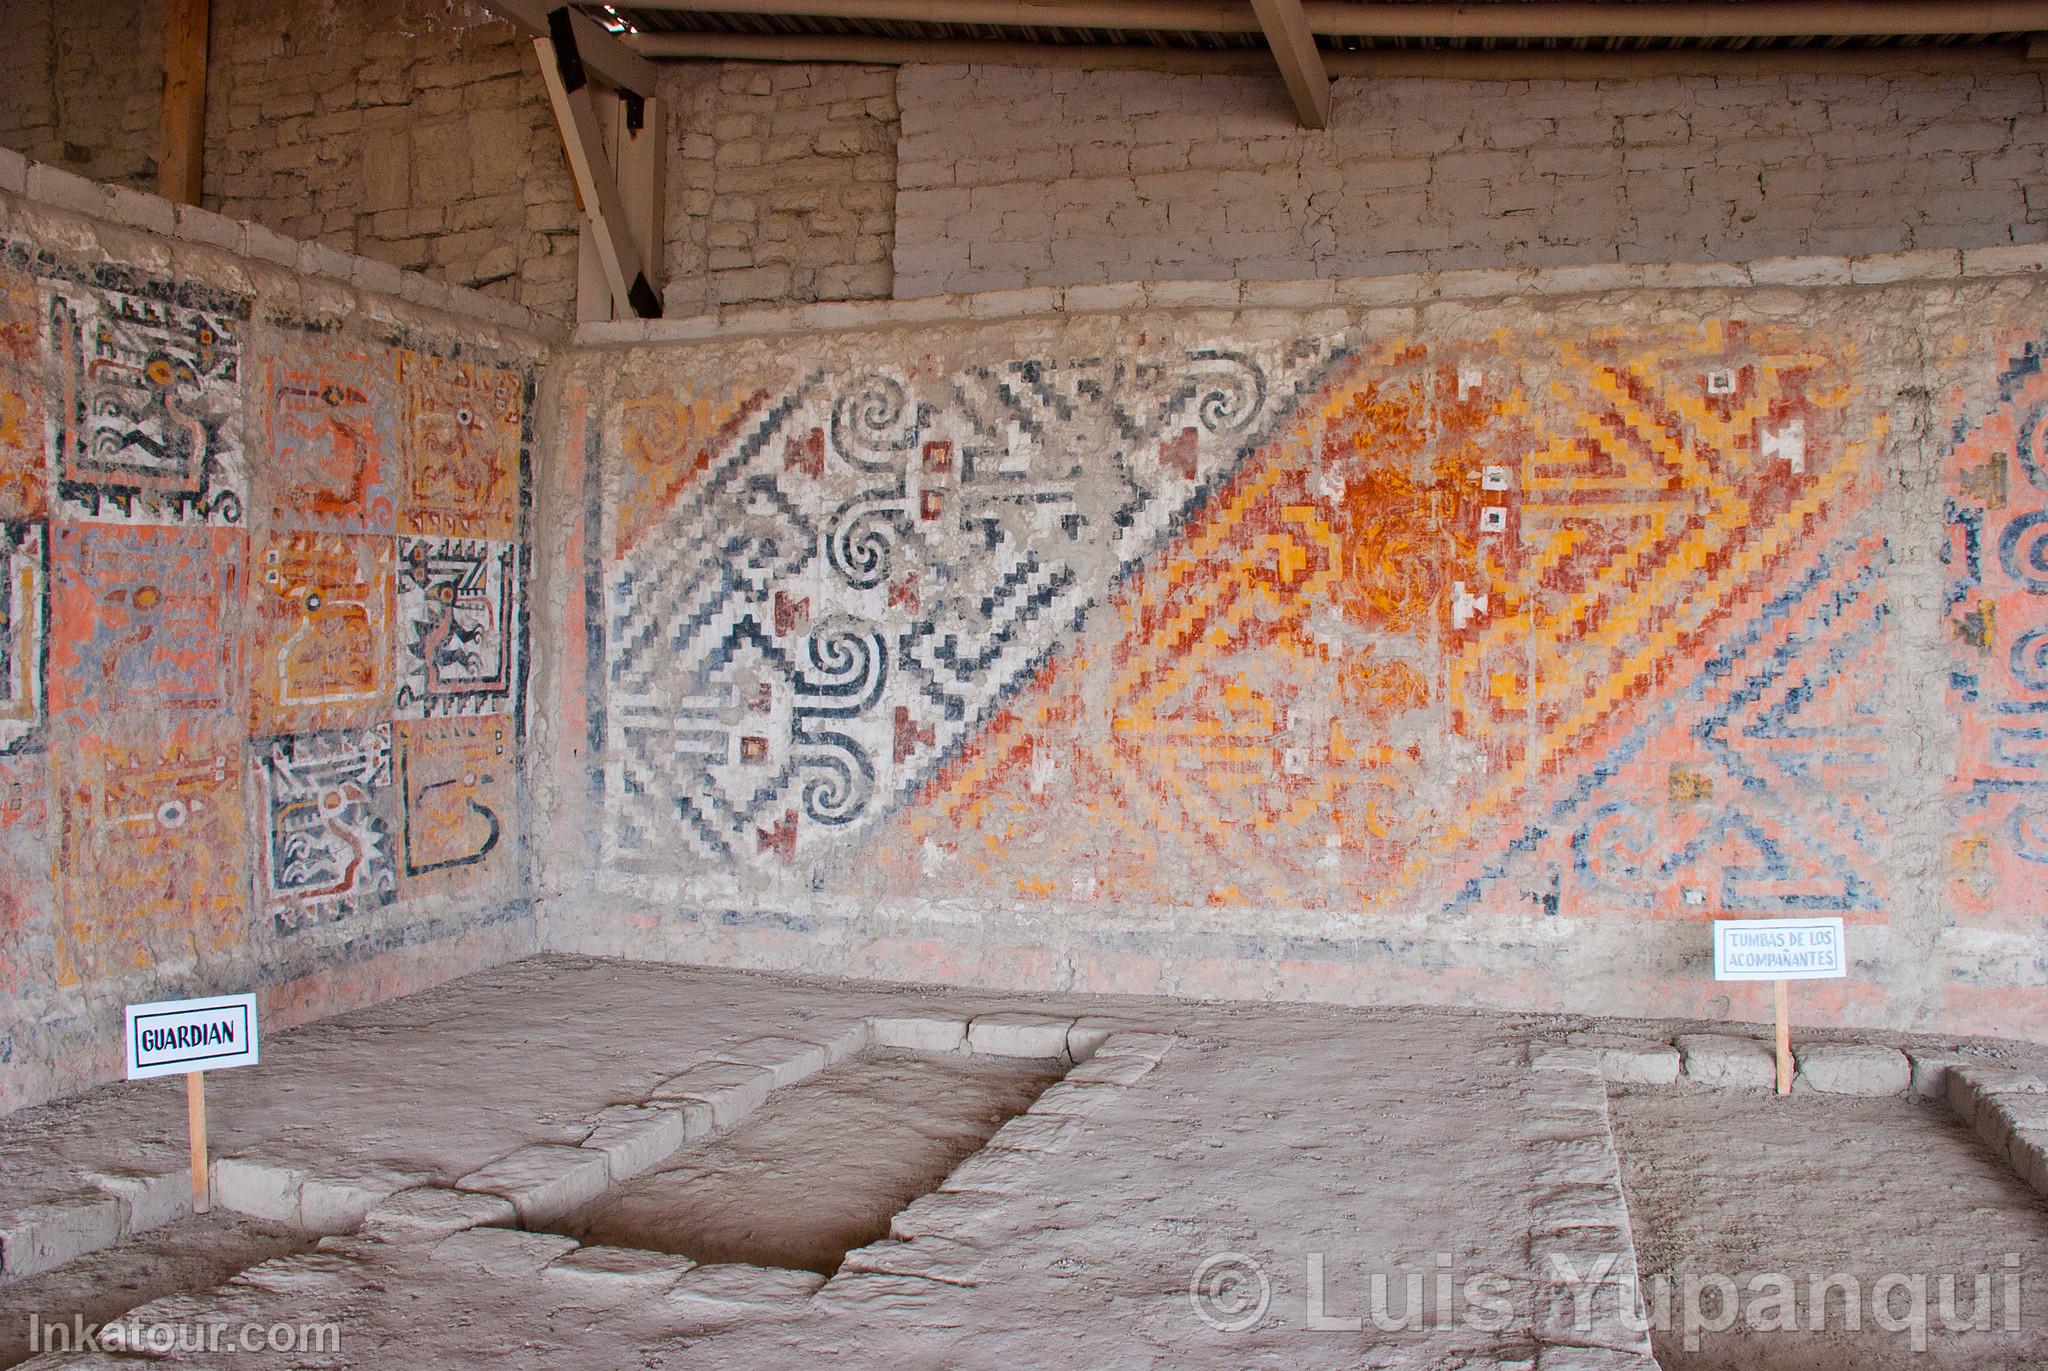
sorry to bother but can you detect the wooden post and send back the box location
[157,0,210,205]
[186,1071,210,1214]
[1773,978,1792,1096]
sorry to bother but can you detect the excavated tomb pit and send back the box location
[547,1046,1068,1275]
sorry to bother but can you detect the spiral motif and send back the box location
[2012,628,2048,693]
[830,374,922,473]
[824,498,906,589]
[1999,510,2048,594]
[1185,350,1265,434]
[1571,802,1661,907]
[808,626,870,682]
[799,744,874,826]
[798,618,887,706]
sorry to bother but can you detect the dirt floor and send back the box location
[554,1048,1064,1273]
[1611,1085,2048,1370]
[1,955,2046,1368]
[0,1213,308,1369]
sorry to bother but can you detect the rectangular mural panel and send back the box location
[395,714,517,901]
[0,519,46,755]
[0,752,53,997]
[49,523,244,723]
[395,350,522,541]
[0,266,46,521]
[250,530,393,734]
[261,335,397,534]
[251,724,397,934]
[45,272,248,527]
[395,536,521,718]
[54,722,246,985]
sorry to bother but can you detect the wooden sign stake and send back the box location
[186,1071,211,1214]
[1773,977,1792,1096]
[127,992,255,1218]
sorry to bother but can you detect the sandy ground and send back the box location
[1,954,2045,1369]
[1612,1085,2048,1370]
[556,1048,1063,1274]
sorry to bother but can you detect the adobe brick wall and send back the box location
[0,0,583,319]
[0,0,168,192]
[204,0,580,317]
[5,11,2044,317]
[891,64,2048,297]
[662,61,898,315]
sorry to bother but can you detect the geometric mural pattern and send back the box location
[0,519,46,755]
[600,340,1331,873]
[46,272,247,527]
[0,236,531,1001]
[251,724,397,934]
[1945,335,2048,933]
[598,324,1892,923]
[261,333,398,534]
[396,535,521,718]
[48,522,246,724]
[395,714,516,901]
[396,349,523,541]
[250,530,394,735]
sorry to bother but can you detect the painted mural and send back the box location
[589,323,1892,931]
[0,235,533,1106]
[1945,337,2048,933]
[46,271,246,527]
[261,334,397,534]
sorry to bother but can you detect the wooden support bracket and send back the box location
[1250,0,1333,128]
[490,2,664,319]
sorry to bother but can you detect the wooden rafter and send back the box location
[487,0,660,96]
[535,34,663,318]
[1249,0,1332,129]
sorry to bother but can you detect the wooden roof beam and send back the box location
[485,0,662,96]
[616,0,2048,41]
[1250,0,1330,128]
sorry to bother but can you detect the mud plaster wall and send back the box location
[0,183,543,1113]
[0,0,583,319]
[540,270,2048,1043]
[893,64,2048,297]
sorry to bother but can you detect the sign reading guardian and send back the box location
[1712,917,1847,982]
[124,994,260,1080]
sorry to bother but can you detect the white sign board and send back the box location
[124,994,259,1080]
[1713,918,1847,982]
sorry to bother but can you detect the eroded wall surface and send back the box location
[545,272,2048,1040]
[663,62,899,314]
[10,11,2044,319]
[0,186,540,1111]
[0,0,582,317]
[894,65,2048,297]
